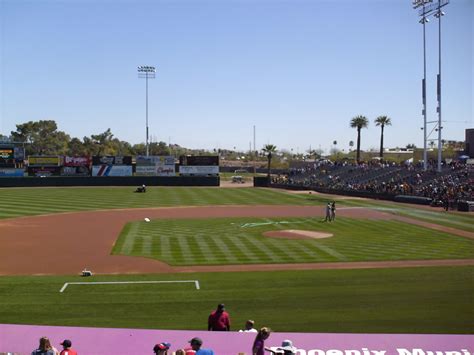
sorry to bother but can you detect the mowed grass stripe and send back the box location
[120,223,139,254]
[241,235,280,263]
[187,233,219,264]
[176,235,196,264]
[158,235,171,259]
[209,235,239,264]
[113,217,474,266]
[229,234,261,263]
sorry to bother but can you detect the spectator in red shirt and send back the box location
[59,339,77,355]
[207,303,231,331]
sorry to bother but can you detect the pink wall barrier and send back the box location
[0,324,472,355]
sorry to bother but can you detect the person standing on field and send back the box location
[208,303,231,331]
[324,202,332,222]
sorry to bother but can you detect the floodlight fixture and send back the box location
[412,0,433,9]
[137,65,157,156]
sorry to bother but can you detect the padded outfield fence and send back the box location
[0,176,219,187]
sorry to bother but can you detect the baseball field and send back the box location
[0,186,473,334]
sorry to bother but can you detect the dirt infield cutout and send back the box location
[264,229,333,240]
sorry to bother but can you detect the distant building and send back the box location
[466,129,474,157]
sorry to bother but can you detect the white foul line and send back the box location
[59,280,200,293]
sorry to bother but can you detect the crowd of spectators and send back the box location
[23,304,297,355]
[274,159,473,205]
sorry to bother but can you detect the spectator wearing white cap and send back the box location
[239,320,258,333]
[276,339,297,355]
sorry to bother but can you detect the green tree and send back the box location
[109,138,133,156]
[132,143,146,156]
[374,116,392,159]
[149,141,171,156]
[262,144,277,179]
[350,115,369,163]
[88,129,115,155]
[68,137,87,156]
[11,120,70,155]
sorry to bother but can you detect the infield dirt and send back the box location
[1,205,473,275]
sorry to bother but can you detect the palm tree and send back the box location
[374,116,392,159]
[350,115,369,163]
[262,144,277,179]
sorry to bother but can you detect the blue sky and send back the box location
[1,0,472,154]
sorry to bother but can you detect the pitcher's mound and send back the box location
[263,230,333,240]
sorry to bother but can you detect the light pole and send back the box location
[137,65,156,157]
[434,3,446,173]
[413,0,449,172]
[412,0,430,171]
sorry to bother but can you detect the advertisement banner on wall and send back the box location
[92,156,132,165]
[0,148,14,159]
[135,156,175,176]
[135,164,176,176]
[156,164,175,176]
[61,166,90,176]
[27,166,61,177]
[0,148,15,167]
[180,155,219,166]
[2,324,473,355]
[0,168,24,177]
[179,166,219,176]
[136,155,175,166]
[64,156,91,167]
[28,156,62,166]
[156,156,175,176]
[135,166,156,176]
[92,165,133,176]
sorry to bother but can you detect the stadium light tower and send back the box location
[412,0,431,171]
[413,0,449,172]
[137,65,156,157]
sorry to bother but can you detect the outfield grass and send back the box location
[340,198,474,233]
[113,217,474,265]
[0,187,325,219]
[1,187,472,233]
[0,267,472,334]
